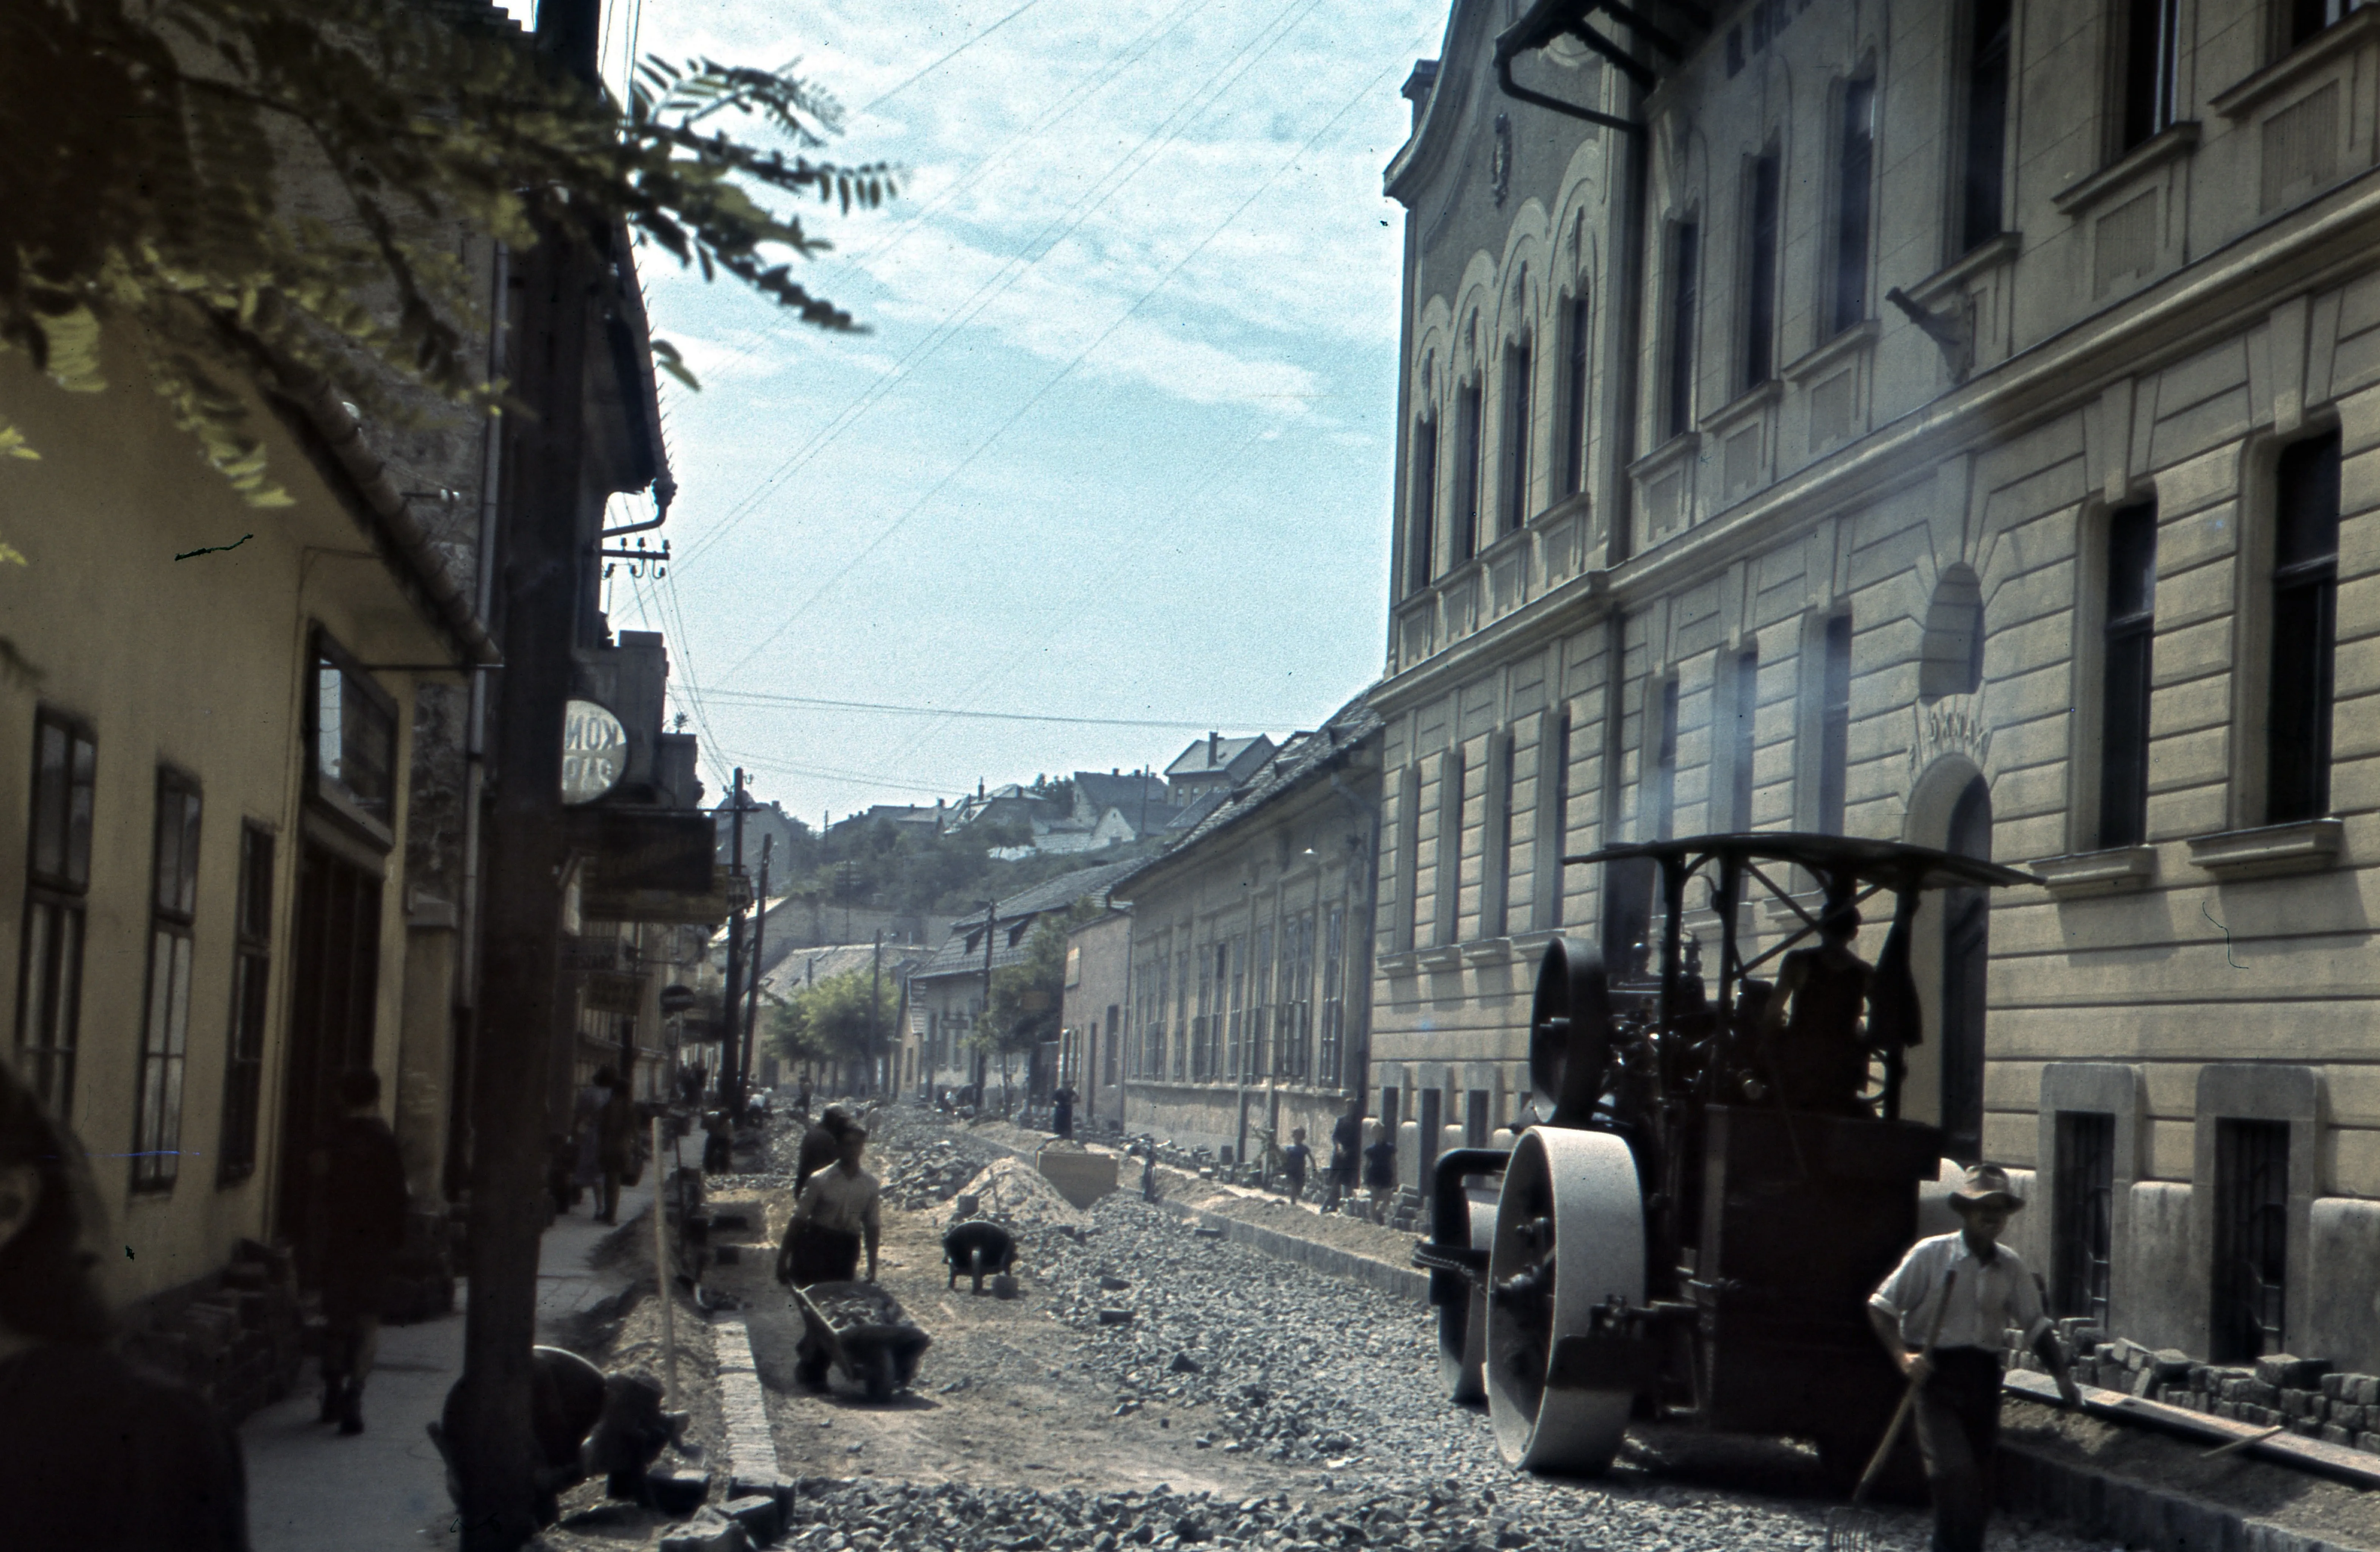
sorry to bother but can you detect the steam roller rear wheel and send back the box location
[1436,1191,1500,1404]
[1486,1126,1644,1475]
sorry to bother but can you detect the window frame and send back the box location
[133,767,203,1193]
[307,628,399,846]
[1409,411,1440,593]
[1651,676,1682,841]
[1829,74,1879,338]
[1454,376,1485,565]
[1662,217,1702,441]
[1727,647,1760,834]
[1533,710,1573,931]
[217,821,276,1186]
[15,708,97,1120]
[2262,430,2342,825]
[2095,500,2159,850]
[1502,334,1535,536]
[1813,613,1854,836]
[2052,1109,2116,1324]
[1434,745,1468,946]
[1742,146,1783,391]
[1483,730,1516,939]
[1955,0,2017,256]
[2116,0,2184,155]
[1561,292,1592,498]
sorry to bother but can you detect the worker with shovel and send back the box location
[1866,1164,2079,1552]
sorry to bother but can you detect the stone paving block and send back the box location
[721,1494,783,1545]
[659,1511,750,1552]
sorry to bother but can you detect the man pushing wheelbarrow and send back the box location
[775,1127,929,1400]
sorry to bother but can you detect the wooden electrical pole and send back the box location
[453,0,601,1543]
[741,835,772,1105]
[720,770,747,1109]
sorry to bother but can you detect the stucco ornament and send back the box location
[1909,693,1991,781]
[1490,113,1513,207]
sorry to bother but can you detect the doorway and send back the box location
[1938,776,1992,1162]
[273,839,384,1257]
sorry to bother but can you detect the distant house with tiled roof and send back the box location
[897,859,1138,1101]
[1163,733,1277,801]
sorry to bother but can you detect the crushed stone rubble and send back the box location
[763,1111,2115,1552]
[935,1159,1095,1236]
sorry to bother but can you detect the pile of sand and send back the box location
[931,1158,1093,1235]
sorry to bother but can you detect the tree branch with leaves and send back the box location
[0,0,894,503]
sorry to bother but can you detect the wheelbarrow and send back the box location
[789,1280,930,1403]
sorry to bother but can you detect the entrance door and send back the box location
[1939,777,1991,1162]
[273,839,384,1253]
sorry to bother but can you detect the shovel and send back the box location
[1826,1269,1957,1552]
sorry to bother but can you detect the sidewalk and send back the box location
[242,1182,653,1552]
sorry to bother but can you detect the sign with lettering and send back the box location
[561,699,628,805]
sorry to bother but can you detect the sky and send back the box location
[504,0,1445,827]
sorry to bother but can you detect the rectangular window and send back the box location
[1536,712,1572,930]
[311,633,397,832]
[1832,78,1876,336]
[1379,1085,1399,1135]
[1319,906,1346,1089]
[1410,416,1439,593]
[2287,0,2364,52]
[1665,221,1701,439]
[1503,341,1534,534]
[1465,1089,1491,1148]
[2269,432,2342,823]
[2120,0,2182,152]
[1563,295,1591,496]
[1104,1003,1120,1086]
[1652,679,1681,840]
[1174,949,1190,1082]
[1729,648,1759,833]
[1435,748,1467,945]
[1282,913,1315,1080]
[1961,0,2014,253]
[135,771,202,1191]
[1225,937,1244,1082]
[15,711,95,1118]
[2098,501,2158,849]
[2052,1111,2115,1326]
[1818,615,1853,835]
[1397,763,1425,953]
[1484,732,1515,939]
[1455,383,1484,564]
[1193,946,1214,1081]
[218,823,275,1185]
[1250,926,1274,1077]
[1745,151,1782,389]
[2212,1118,2291,1362]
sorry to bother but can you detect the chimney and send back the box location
[1208,731,1220,766]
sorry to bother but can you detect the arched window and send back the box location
[1919,565,1985,702]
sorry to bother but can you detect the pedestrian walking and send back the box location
[1321,1096,1362,1213]
[795,1077,813,1120]
[1867,1164,2079,1552]
[1360,1121,1397,1223]
[700,1106,734,1173]
[1278,1128,1312,1206]
[571,1065,613,1211]
[0,1056,252,1549]
[314,1068,409,1436]
[1051,1084,1076,1141]
[594,1073,636,1224]
[776,1127,882,1288]
[794,1106,855,1202]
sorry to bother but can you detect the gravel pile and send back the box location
[935,1159,1094,1236]
[882,1138,984,1210]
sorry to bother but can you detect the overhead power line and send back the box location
[703,686,1276,730]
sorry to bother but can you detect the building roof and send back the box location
[1164,733,1276,783]
[1072,770,1169,820]
[758,941,926,1002]
[1112,691,1382,893]
[906,859,1140,982]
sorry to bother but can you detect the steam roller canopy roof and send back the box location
[1569,832,2041,892]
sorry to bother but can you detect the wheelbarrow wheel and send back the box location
[863,1345,896,1403]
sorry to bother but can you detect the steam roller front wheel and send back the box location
[1436,1191,1499,1404]
[1485,1126,1644,1475]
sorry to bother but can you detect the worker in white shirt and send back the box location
[1869,1164,2079,1552]
[777,1127,882,1287]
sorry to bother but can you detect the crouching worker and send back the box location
[1867,1164,2078,1552]
[777,1126,880,1288]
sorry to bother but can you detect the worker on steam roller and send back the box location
[1752,895,1875,1114]
[1869,1164,2079,1552]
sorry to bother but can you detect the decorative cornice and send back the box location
[1784,318,1880,384]
[2033,846,2158,898]
[2187,819,2343,880]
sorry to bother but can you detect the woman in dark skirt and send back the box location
[0,1058,250,1550]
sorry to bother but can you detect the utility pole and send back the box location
[978,897,996,1101]
[454,0,599,1543]
[741,834,772,1106]
[870,929,883,1095]
[720,770,747,1111]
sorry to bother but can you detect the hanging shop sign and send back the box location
[561,699,629,804]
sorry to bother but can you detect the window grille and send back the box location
[2213,1118,2291,1362]
[2052,1111,2115,1326]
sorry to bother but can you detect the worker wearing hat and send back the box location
[1868,1164,2080,1552]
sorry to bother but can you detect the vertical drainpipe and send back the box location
[1329,764,1380,1126]
[1604,58,1650,572]
[448,236,509,1201]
